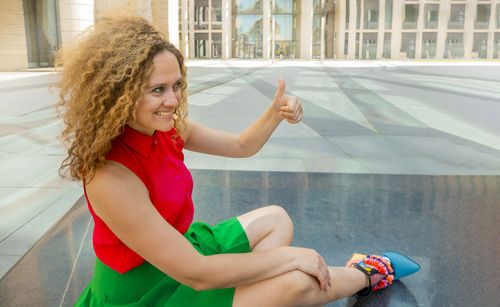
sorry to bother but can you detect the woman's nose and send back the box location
[162,90,179,107]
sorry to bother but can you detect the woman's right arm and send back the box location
[86,161,331,291]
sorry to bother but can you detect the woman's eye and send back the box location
[173,82,181,91]
[152,87,164,94]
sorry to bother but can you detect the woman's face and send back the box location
[129,50,182,136]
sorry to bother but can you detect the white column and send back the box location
[0,0,28,70]
[391,0,403,59]
[377,0,386,59]
[436,0,449,59]
[263,0,270,59]
[300,0,313,59]
[347,0,356,59]
[168,0,179,48]
[321,15,325,61]
[181,1,189,57]
[334,0,346,59]
[222,0,231,59]
[464,0,477,58]
[359,0,365,59]
[487,1,496,58]
[207,0,212,58]
[189,0,195,58]
[58,0,94,48]
[415,0,425,59]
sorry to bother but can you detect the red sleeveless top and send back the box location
[84,125,194,273]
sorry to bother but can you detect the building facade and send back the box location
[180,0,500,60]
[1,0,499,70]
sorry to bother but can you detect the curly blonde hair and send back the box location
[56,15,188,182]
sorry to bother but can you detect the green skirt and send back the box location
[75,218,250,306]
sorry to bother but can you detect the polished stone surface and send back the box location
[1,170,498,306]
[2,62,500,278]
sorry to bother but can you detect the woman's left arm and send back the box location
[183,78,303,157]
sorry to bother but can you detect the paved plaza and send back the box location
[0,60,499,306]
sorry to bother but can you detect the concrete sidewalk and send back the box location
[1,60,500,279]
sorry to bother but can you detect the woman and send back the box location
[57,15,395,306]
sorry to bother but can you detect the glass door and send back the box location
[23,0,61,68]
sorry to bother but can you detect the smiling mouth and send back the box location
[155,111,173,116]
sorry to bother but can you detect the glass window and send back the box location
[422,32,437,59]
[424,4,439,29]
[346,0,350,27]
[444,33,464,59]
[356,0,361,30]
[497,5,500,28]
[385,0,392,29]
[401,33,416,59]
[233,0,263,58]
[403,4,419,29]
[273,0,294,13]
[472,33,488,59]
[272,0,297,59]
[344,32,349,56]
[364,0,379,30]
[211,33,222,58]
[234,0,262,14]
[449,4,465,29]
[383,32,391,59]
[233,15,263,58]
[273,14,296,58]
[22,0,60,68]
[194,33,208,58]
[212,0,222,29]
[312,14,322,58]
[494,32,500,58]
[194,0,209,30]
[475,4,490,29]
[355,32,360,58]
[362,33,377,59]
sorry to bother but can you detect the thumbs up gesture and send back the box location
[272,78,303,124]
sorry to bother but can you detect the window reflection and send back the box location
[403,4,418,29]
[195,33,208,58]
[449,4,465,29]
[364,0,379,30]
[272,0,297,59]
[194,0,209,30]
[401,33,416,59]
[475,4,490,30]
[444,33,464,59]
[383,33,391,59]
[22,0,60,68]
[472,33,488,59]
[233,15,263,58]
[494,33,500,58]
[362,33,377,59]
[422,32,437,59]
[424,4,439,29]
[212,0,222,30]
[385,0,392,29]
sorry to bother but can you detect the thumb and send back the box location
[274,77,286,100]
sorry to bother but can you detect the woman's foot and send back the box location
[346,254,395,296]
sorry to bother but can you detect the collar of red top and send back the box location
[119,125,155,157]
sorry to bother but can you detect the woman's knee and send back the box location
[266,205,294,243]
[277,270,323,306]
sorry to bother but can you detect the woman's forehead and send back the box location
[149,51,181,82]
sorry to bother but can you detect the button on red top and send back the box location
[84,125,194,273]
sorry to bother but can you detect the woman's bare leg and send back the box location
[237,205,293,251]
[233,266,368,307]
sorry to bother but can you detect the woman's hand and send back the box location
[272,78,303,124]
[287,246,332,291]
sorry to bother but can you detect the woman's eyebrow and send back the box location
[146,77,182,89]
